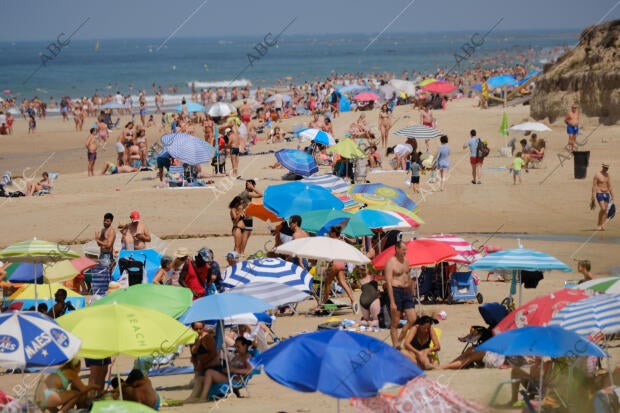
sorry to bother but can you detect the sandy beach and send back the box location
[1,97,619,412]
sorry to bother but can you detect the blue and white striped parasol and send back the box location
[223,258,312,293]
[0,311,81,368]
[394,125,442,139]
[225,282,310,308]
[301,174,350,194]
[161,133,214,166]
[295,128,336,146]
[275,149,318,177]
[469,247,572,272]
[550,294,620,336]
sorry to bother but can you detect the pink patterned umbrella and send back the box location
[420,234,482,264]
[352,92,380,101]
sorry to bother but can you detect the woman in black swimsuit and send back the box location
[402,315,441,370]
[229,196,247,255]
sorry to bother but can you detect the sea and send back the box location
[0,30,578,111]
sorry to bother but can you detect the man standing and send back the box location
[591,162,614,230]
[127,211,151,250]
[463,129,483,184]
[384,240,416,348]
[85,128,98,177]
[95,212,116,268]
[565,104,579,152]
[228,123,241,178]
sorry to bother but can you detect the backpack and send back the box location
[118,257,145,287]
[476,138,490,158]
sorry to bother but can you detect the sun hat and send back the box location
[174,247,189,258]
[602,162,610,168]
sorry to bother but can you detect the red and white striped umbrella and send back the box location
[420,234,482,264]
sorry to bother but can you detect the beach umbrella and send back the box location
[57,303,196,359]
[91,400,156,413]
[298,209,373,237]
[486,75,518,89]
[509,122,552,132]
[350,183,416,211]
[111,249,163,284]
[0,239,80,263]
[223,257,312,293]
[4,262,44,283]
[550,293,620,336]
[275,149,319,177]
[352,92,380,102]
[493,288,590,334]
[376,210,422,229]
[5,257,97,284]
[379,84,396,100]
[252,330,422,399]
[338,85,368,95]
[421,81,457,94]
[371,239,457,270]
[225,282,309,308]
[389,79,416,96]
[351,376,492,413]
[478,325,606,413]
[419,234,482,264]
[326,138,366,159]
[265,94,292,104]
[206,102,236,117]
[0,311,81,368]
[245,203,282,223]
[417,78,437,87]
[469,246,572,305]
[301,174,350,194]
[275,237,370,265]
[336,193,364,212]
[161,133,214,165]
[264,182,344,219]
[6,283,85,311]
[499,111,509,147]
[575,276,620,294]
[180,293,273,324]
[353,209,402,229]
[175,101,205,113]
[221,311,274,326]
[90,284,193,319]
[394,125,442,140]
[366,204,424,226]
[296,128,336,146]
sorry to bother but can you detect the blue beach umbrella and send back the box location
[275,149,319,177]
[264,182,344,219]
[349,183,417,211]
[301,174,350,194]
[225,282,310,308]
[161,133,214,166]
[111,249,163,284]
[223,258,312,292]
[486,75,518,89]
[550,293,620,337]
[180,293,273,324]
[0,311,81,368]
[354,209,402,229]
[251,330,423,399]
[296,128,336,146]
[175,101,205,113]
[4,262,44,283]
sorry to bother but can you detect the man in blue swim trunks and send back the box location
[564,104,579,152]
[591,162,614,230]
[384,240,417,349]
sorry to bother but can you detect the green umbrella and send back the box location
[499,111,509,147]
[327,138,366,159]
[299,209,373,237]
[91,400,156,412]
[91,284,193,319]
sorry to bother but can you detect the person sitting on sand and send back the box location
[358,270,381,328]
[186,322,220,403]
[186,336,254,403]
[402,315,441,370]
[123,369,161,411]
[47,288,75,319]
[367,145,381,169]
[152,255,173,285]
[26,171,51,196]
[322,226,355,306]
[100,162,138,175]
[35,359,100,413]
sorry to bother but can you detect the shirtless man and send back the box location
[420,105,435,152]
[95,212,116,268]
[591,162,614,230]
[564,104,579,152]
[228,123,241,178]
[127,211,151,250]
[240,100,252,124]
[289,215,309,240]
[85,128,98,176]
[384,240,417,348]
[308,112,324,129]
[123,369,160,411]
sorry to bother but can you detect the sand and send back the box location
[0,98,619,412]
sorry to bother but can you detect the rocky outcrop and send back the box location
[530,19,620,124]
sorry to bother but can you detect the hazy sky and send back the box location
[2,0,619,41]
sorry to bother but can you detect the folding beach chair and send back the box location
[33,173,57,196]
[85,264,111,301]
[208,349,262,400]
[166,165,185,187]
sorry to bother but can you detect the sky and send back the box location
[2,0,619,41]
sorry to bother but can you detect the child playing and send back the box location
[512,152,525,185]
[410,151,424,193]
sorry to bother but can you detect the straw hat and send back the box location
[174,247,189,258]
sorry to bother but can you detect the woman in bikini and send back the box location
[229,196,247,255]
[121,122,135,165]
[378,104,392,148]
[135,128,148,168]
[203,114,214,145]
[35,359,100,412]
[402,315,441,370]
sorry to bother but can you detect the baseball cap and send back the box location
[129,211,140,222]
[226,251,240,260]
[198,248,213,263]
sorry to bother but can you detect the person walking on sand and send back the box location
[420,105,435,152]
[591,162,614,231]
[565,104,579,152]
[384,240,417,349]
[463,129,483,184]
[512,152,525,185]
[434,135,450,191]
[85,128,98,177]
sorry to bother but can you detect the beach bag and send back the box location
[476,138,490,158]
[378,291,392,329]
[521,270,544,289]
[118,257,145,287]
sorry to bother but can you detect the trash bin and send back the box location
[573,151,590,179]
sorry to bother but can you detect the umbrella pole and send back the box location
[538,357,543,413]
[518,270,522,307]
[220,320,233,397]
[34,264,38,308]
[114,355,123,400]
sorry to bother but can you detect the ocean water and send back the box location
[0,30,578,102]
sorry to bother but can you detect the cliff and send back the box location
[530,19,620,124]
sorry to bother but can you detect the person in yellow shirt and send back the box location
[512,152,525,185]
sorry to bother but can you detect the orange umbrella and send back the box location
[246,203,282,223]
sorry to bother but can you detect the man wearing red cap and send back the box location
[128,210,151,250]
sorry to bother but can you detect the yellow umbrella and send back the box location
[327,138,366,159]
[7,283,85,310]
[43,260,79,283]
[417,78,437,87]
